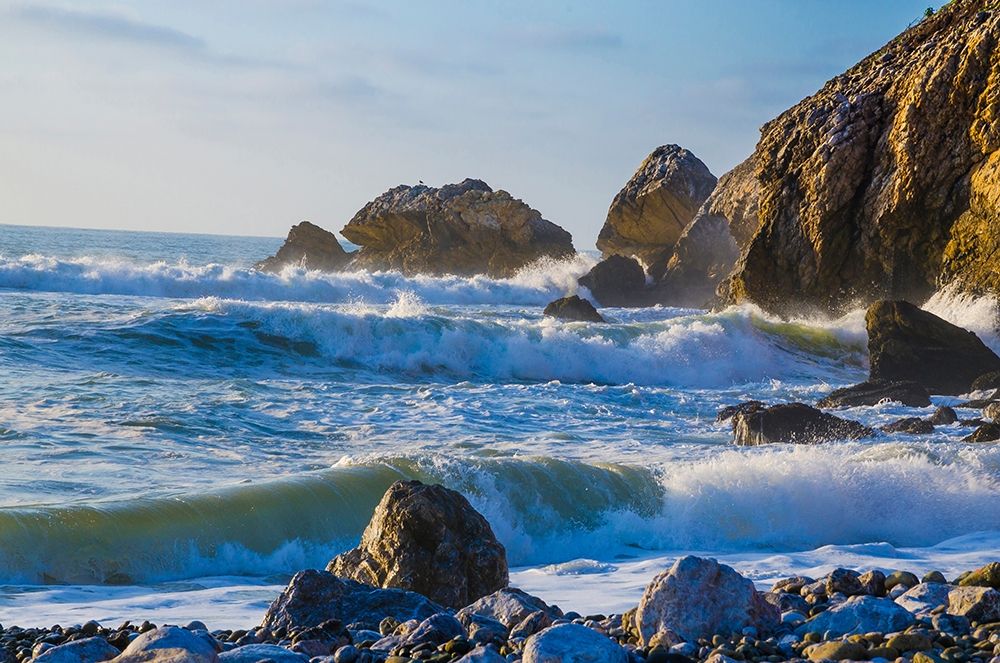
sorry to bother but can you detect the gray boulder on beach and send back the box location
[795,595,915,637]
[635,556,779,647]
[947,586,1000,622]
[113,626,220,663]
[456,586,563,630]
[217,644,307,662]
[34,637,119,663]
[522,623,627,663]
[895,582,953,615]
[328,479,509,609]
[261,569,443,632]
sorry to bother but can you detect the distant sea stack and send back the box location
[713,0,1000,314]
[256,221,353,273]
[341,178,574,277]
[259,179,574,277]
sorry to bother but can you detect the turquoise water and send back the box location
[1,223,998,626]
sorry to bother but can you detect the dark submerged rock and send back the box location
[927,406,958,425]
[880,417,935,434]
[732,403,874,446]
[816,379,931,408]
[577,255,649,307]
[963,423,1000,442]
[542,296,605,323]
[328,480,508,609]
[866,300,1000,395]
[716,400,765,423]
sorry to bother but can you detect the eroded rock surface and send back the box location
[328,480,508,608]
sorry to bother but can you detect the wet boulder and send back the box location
[985,401,1000,421]
[972,370,1000,391]
[731,403,873,446]
[927,406,958,425]
[866,300,1000,395]
[261,570,443,632]
[256,221,353,273]
[964,423,1000,442]
[816,379,931,408]
[577,255,649,307]
[328,480,508,608]
[716,400,765,423]
[635,556,779,647]
[881,417,935,434]
[543,296,605,323]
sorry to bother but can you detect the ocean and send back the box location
[0,223,998,628]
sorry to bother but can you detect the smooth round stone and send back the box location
[333,645,359,663]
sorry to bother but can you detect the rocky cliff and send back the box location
[596,145,717,278]
[340,179,574,277]
[710,0,1000,314]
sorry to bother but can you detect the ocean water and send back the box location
[1,223,999,628]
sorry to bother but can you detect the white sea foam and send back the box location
[0,254,595,306]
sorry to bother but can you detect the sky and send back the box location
[1,0,941,245]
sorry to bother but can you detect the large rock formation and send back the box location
[327,480,508,608]
[866,300,1000,394]
[707,2,1000,313]
[596,145,717,275]
[256,222,353,273]
[340,179,574,277]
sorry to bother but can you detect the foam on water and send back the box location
[0,254,596,306]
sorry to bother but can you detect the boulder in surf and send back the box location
[866,300,1000,395]
[816,379,931,408]
[327,480,508,608]
[731,403,873,446]
[543,295,605,323]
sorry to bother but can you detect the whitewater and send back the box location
[0,223,998,629]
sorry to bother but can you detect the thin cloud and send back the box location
[507,25,624,52]
[9,4,206,50]
[7,3,289,70]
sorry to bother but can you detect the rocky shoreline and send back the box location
[9,530,1000,663]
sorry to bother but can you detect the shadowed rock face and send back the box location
[596,145,717,275]
[711,2,1000,313]
[256,222,353,273]
[340,179,574,277]
[732,403,874,446]
[866,300,1000,395]
[327,480,508,609]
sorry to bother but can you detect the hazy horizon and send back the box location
[3,0,940,246]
